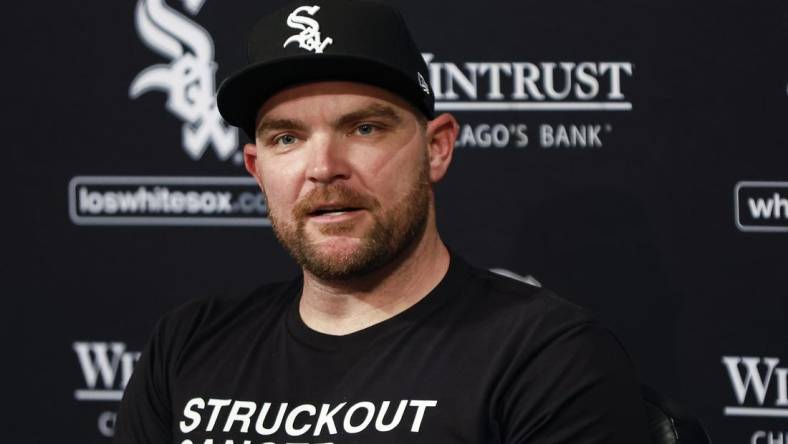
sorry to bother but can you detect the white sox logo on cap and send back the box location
[283,5,334,54]
[218,0,436,139]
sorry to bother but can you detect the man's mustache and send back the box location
[293,184,380,219]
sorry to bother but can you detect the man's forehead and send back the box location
[255,81,417,126]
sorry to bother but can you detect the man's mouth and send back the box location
[308,205,364,217]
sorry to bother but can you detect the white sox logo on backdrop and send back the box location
[130,0,238,162]
[68,1,267,228]
[283,5,334,54]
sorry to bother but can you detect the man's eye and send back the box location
[275,134,297,145]
[355,124,377,136]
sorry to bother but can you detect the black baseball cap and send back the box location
[217,0,435,140]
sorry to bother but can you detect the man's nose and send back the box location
[305,133,351,184]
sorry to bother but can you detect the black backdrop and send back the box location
[6,0,788,443]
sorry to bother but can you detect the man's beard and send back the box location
[267,161,431,281]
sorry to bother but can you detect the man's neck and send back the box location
[299,227,450,336]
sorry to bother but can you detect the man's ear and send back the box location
[243,143,263,188]
[425,113,459,183]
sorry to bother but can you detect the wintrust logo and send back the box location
[723,356,788,417]
[74,342,140,402]
[73,342,142,437]
[422,54,632,150]
[130,0,238,162]
[723,356,788,443]
[283,5,333,54]
[423,54,633,111]
[735,182,788,232]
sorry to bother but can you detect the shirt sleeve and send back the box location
[113,319,173,444]
[497,321,652,444]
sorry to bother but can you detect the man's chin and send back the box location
[299,241,377,281]
[307,236,366,259]
[296,228,392,280]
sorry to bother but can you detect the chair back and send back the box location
[642,385,711,444]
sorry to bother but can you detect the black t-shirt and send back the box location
[114,254,651,443]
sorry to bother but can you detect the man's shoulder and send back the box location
[451,259,599,345]
[458,261,637,384]
[463,261,593,324]
[153,278,300,343]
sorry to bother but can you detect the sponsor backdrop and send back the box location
[7,0,788,442]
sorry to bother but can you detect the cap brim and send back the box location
[217,54,434,140]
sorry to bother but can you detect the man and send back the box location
[114,1,651,443]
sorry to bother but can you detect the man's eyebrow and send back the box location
[255,118,307,138]
[255,104,403,138]
[334,104,403,128]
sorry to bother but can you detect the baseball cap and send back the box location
[217,0,435,140]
